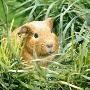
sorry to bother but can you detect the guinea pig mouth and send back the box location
[41,50,54,55]
[40,51,55,57]
[42,51,54,57]
[47,51,54,54]
[46,48,54,54]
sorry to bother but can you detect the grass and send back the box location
[0,0,90,90]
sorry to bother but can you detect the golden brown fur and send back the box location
[3,18,59,67]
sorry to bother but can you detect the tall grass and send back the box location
[0,0,90,90]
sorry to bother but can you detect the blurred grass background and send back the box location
[0,0,90,90]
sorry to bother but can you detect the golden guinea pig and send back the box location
[2,18,59,67]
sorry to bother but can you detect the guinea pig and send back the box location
[3,18,59,67]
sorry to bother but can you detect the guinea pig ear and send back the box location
[44,18,54,29]
[18,26,32,38]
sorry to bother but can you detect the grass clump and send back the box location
[0,0,90,90]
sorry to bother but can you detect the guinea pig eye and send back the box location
[34,33,38,38]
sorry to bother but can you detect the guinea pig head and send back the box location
[18,18,59,58]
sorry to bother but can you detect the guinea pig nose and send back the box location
[46,44,53,48]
